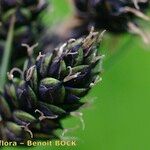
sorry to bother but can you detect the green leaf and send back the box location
[0,15,15,89]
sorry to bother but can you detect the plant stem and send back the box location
[0,15,15,89]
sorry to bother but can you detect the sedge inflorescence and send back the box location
[73,0,150,33]
[0,0,47,65]
[0,29,104,143]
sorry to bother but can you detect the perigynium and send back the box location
[0,28,105,144]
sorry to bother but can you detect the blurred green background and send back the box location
[4,0,150,150]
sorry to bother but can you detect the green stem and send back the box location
[0,15,15,89]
